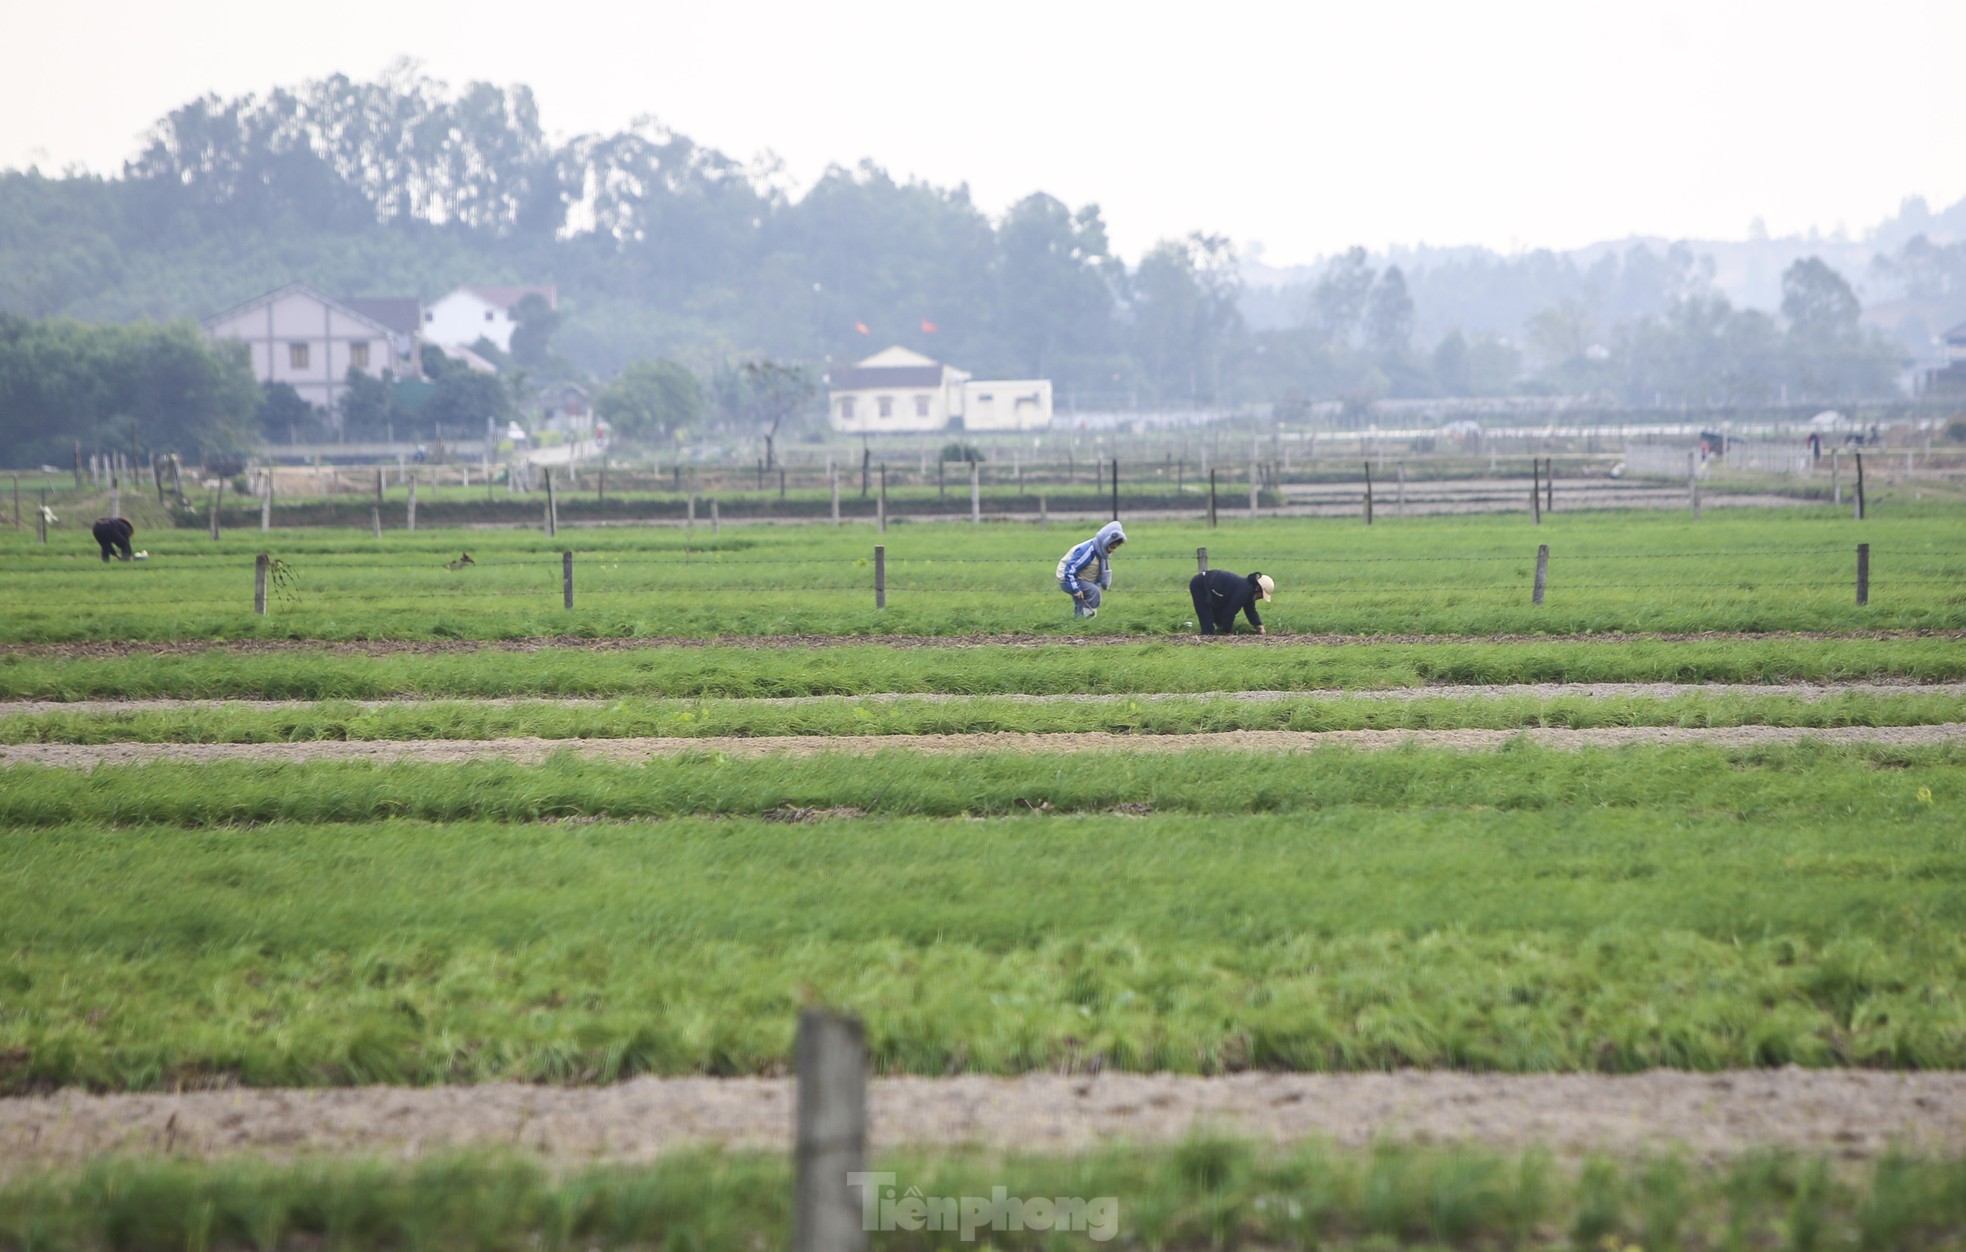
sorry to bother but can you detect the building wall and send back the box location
[206,290,393,413]
[960,379,1052,432]
[425,292,513,353]
[828,378,963,434]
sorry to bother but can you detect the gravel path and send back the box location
[5,723,1964,769]
[3,681,1961,718]
[3,1070,1961,1169]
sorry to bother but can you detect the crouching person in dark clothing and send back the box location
[1189,569,1274,636]
[93,516,135,562]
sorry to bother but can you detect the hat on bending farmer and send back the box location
[1254,574,1274,601]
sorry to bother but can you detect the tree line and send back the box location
[0,62,1954,461]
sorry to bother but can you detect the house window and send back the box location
[350,342,370,369]
[839,398,855,420]
[914,395,930,417]
[289,343,310,369]
[878,396,894,418]
[485,309,496,322]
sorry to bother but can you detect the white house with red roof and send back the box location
[423,285,557,355]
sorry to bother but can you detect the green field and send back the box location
[3,502,1964,1247]
[2,743,1961,1088]
[2,506,1961,642]
[7,1141,1965,1251]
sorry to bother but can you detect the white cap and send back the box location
[1255,574,1274,601]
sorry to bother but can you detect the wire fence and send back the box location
[2,541,1937,617]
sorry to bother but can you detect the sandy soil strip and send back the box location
[4,681,1963,718]
[4,723,1963,769]
[3,1071,1961,1168]
[4,629,1961,659]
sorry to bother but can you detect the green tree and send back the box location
[593,359,704,442]
[337,368,396,440]
[1364,265,1414,360]
[1781,257,1861,340]
[257,381,323,443]
[508,293,561,370]
[422,370,511,435]
[743,359,815,469]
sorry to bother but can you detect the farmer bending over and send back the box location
[1189,569,1273,636]
[1056,521,1126,619]
[92,516,135,562]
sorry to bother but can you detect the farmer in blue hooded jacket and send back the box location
[1056,520,1126,618]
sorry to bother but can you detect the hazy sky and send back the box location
[4,0,1960,266]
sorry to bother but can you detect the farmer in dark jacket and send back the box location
[92,516,135,562]
[1189,569,1273,636]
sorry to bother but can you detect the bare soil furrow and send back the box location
[3,628,1962,659]
[2,680,1962,718]
[3,1070,1960,1168]
[5,722,1963,769]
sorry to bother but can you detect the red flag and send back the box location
[921,319,938,334]
[854,321,870,335]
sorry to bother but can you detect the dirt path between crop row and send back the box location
[4,628,1962,660]
[5,723,1963,769]
[3,1070,1961,1169]
[3,681,1964,718]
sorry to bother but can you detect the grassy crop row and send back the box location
[6,1142,1966,1251]
[6,639,1965,702]
[3,690,1964,745]
[2,743,1960,1086]
[1,740,1957,826]
[2,508,1958,641]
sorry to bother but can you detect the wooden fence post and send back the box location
[1197,546,1208,573]
[254,553,269,616]
[793,1009,868,1252]
[1363,462,1373,526]
[1854,452,1866,520]
[209,487,221,541]
[1543,458,1554,514]
[1533,544,1549,605]
[874,546,886,609]
[1207,469,1218,529]
[970,459,981,525]
[371,504,382,538]
[711,498,720,535]
[11,474,18,531]
[831,465,841,525]
[878,465,888,534]
[545,468,558,537]
[38,489,48,544]
[1856,543,1869,606]
[1111,458,1120,521]
[1531,459,1541,524]
[1832,448,1841,506]
[407,475,417,532]
[563,550,575,609]
[260,470,272,532]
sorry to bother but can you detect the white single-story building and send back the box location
[423,284,556,355]
[202,282,418,414]
[827,347,1051,434]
